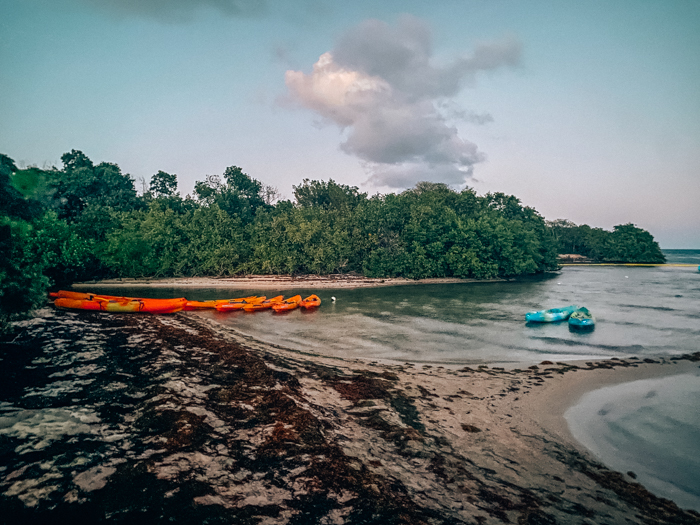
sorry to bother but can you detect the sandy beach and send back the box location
[71,274,503,290]
[2,293,699,523]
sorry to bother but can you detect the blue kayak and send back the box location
[525,305,578,323]
[568,307,595,329]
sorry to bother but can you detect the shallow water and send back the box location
[109,263,700,366]
[565,372,700,512]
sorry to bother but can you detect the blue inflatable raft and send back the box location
[525,305,578,323]
[568,307,595,329]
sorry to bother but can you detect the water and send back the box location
[119,264,700,366]
[662,248,700,265]
[565,372,700,511]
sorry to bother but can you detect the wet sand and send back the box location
[71,274,502,290]
[2,307,699,524]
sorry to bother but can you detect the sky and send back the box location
[1,0,699,248]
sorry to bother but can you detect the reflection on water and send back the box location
[565,373,700,512]
[106,265,700,365]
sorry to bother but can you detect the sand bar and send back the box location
[71,274,504,290]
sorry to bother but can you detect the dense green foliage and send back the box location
[0,149,665,331]
[1,156,49,333]
[548,219,665,263]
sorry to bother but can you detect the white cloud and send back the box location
[284,16,520,189]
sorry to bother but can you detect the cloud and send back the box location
[284,15,521,189]
[77,0,266,21]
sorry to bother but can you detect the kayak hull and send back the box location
[55,297,187,314]
[243,296,284,312]
[189,296,260,311]
[272,295,302,312]
[525,305,578,323]
[300,294,321,309]
[569,307,596,329]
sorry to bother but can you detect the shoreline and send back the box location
[2,308,699,523]
[524,357,700,449]
[67,263,698,293]
[70,274,507,290]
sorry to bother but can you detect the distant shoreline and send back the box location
[68,264,696,292]
[71,274,506,290]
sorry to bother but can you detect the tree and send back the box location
[293,179,367,210]
[0,218,50,334]
[60,149,93,173]
[1,155,43,220]
[51,151,139,220]
[193,167,267,223]
[224,166,262,199]
[261,184,282,205]
[27,211,101,286]
[545,220,664,263]
[194,175,223,205]
[149,171,178,198]
[606,223,665,263]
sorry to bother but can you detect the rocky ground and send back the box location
[1,308,699,524]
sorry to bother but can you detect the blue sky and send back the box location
[2,0,699,247]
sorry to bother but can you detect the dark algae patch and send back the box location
[0,309,698,524]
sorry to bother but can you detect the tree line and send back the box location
[1,150,664,332]
[547,219,665,264]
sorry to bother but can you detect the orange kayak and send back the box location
[300,294,321,309]
[55,297,187,314]
[49,290,145,301]
[215,296,266,312]
[184,300,219,311]
[186,296,259,311]
[271,295,302,312]
[50,290,94,300]
[243,295,284,312]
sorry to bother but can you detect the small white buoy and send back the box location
[625,276,629,278]
[331,296,336,302]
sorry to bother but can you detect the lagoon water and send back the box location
[107,250,700,511]
[177,259,700,367]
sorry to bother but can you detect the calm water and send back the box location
[565,372,700,512]
[159,264,700,366]
[663,248,700,265]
